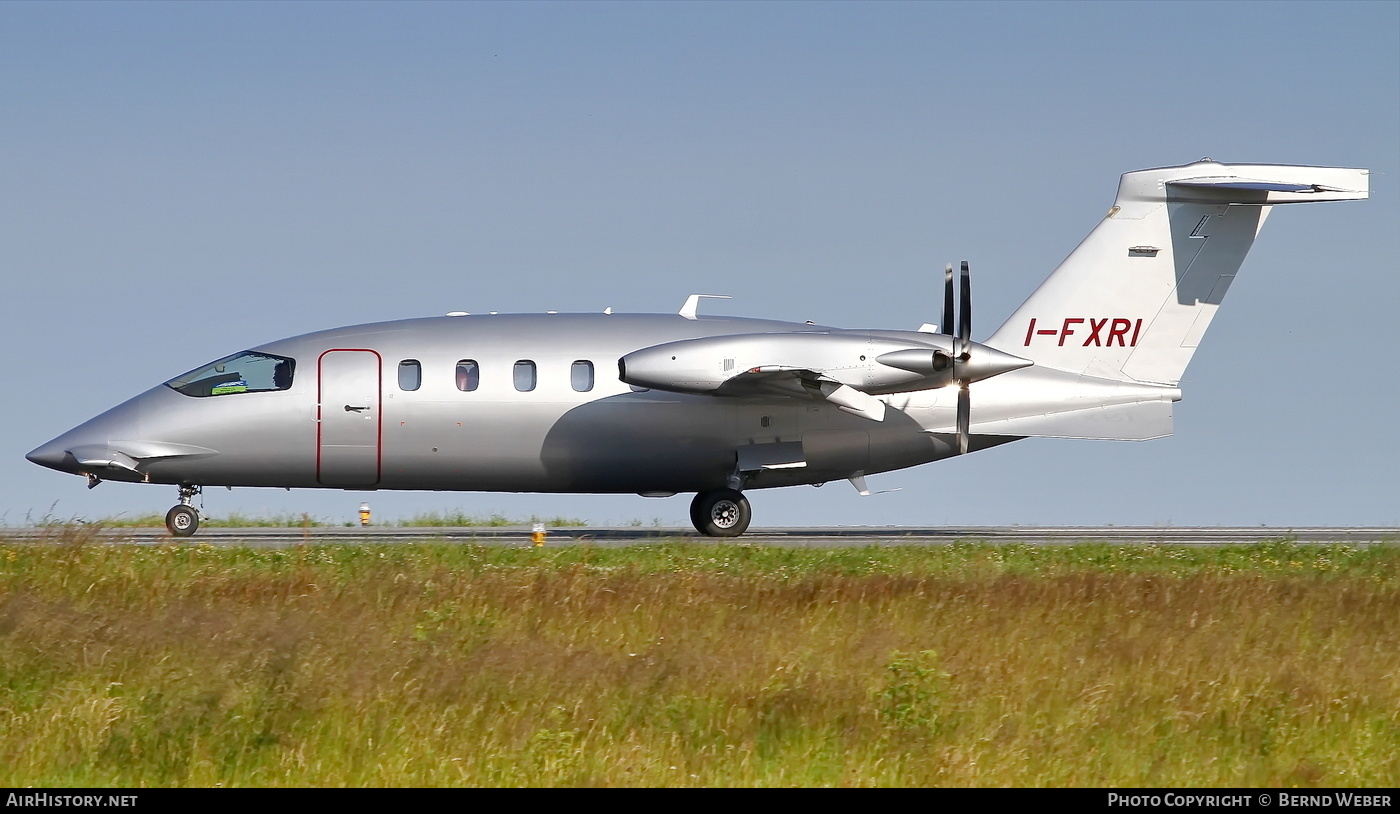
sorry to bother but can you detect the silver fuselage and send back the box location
[28,313,977,495]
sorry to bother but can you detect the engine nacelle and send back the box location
[619,331,995,396]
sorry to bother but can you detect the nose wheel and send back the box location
[690,489,751,537]
[165,485,202,537]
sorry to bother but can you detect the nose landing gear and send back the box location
[164,485,202,537]
[689,489,751,537]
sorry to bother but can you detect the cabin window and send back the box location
[398,360,421,391]
[456,360,480,392]
[165,351,296,397]
[513,360,536,392]
[571,360,594,392]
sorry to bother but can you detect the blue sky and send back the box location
[3,1,1396,528]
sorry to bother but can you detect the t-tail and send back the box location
[986,159,1369,385]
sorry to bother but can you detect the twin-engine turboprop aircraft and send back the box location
[27,160,1369,537]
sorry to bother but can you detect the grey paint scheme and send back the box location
[26,314,994,495]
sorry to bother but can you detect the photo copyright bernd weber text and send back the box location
[1108,794,1392,808]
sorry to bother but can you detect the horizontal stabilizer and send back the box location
[1173,181,1332,193]
[1166,168,1368,203]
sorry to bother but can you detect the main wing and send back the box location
[714,365,888,421]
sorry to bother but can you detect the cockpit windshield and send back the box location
[165,351,296,397]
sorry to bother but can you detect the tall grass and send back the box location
[0,541,1397,786]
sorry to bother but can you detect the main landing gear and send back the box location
[690,489,751,537]
[164,484,202,537]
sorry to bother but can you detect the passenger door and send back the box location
[317,349,381,486]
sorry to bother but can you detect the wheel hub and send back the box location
[710,500,740,528]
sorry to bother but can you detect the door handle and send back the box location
[345,405,369,413]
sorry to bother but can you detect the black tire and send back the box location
[688,493,708,532]
[165,505,200,537]
[690,489,751,537]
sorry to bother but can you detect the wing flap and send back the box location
[716,367,888,421]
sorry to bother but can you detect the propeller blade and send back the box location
[943,264,954,337]
[939,259,979,453]
[959,260,971,352]
[956,383,970,455]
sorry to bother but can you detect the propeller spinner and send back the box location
[876,262,1029,426]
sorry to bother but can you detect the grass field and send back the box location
[1,535,1397,786]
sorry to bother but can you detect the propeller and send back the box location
[882,261,1032,445]
[945,261,973,455]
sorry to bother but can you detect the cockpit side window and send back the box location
[165,352,296,397]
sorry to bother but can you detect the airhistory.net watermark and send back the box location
[5,795,136,808]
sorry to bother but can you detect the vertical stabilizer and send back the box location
[986,160,1368,385]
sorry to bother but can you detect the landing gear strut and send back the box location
[690,489,751,537]
[164,485,202,537]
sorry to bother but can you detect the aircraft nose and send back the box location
[26,439,74,473]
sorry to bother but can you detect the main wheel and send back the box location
[690,489,751,537]
[165,505,200,537]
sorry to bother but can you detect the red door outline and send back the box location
[317,349,382,486]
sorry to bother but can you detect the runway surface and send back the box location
[4,526,1397,547]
